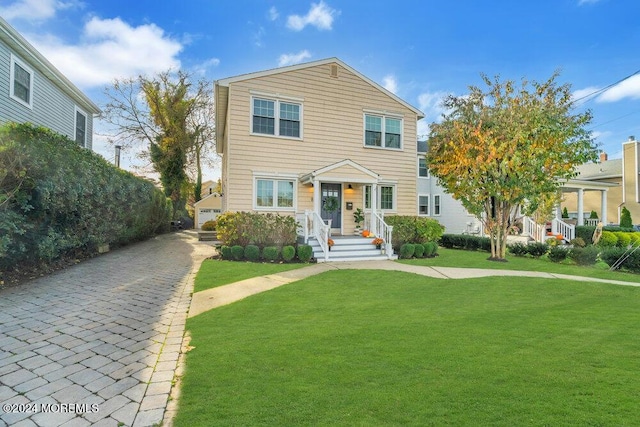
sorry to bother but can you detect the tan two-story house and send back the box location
[215,58,424,258]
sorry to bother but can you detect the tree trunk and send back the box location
[193,142,202,203]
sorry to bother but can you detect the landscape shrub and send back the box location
[440,234,491,252]
[575,226,596,245]
[413,243,425,258]
[0,122,172,270]
[597,231,618,248]
[282,245,296,262]
[399,243,416,259]
[262,246,280,262]
[600,247,640,272]
[201,220,217,231]
[384,216,444,250]
[621,206,633,229]
[508,243,529,257]
[548,246,569,263]
[527,242,549,258]
[568,246,599,266]
[424,242,438,257]
[220,245,232,260]
[231,245,244,261]
[569,237,586,248]
[629,233,640,246]
[244,245,260,262]
[614,232,631,248]
[216,211,297,248]
[297,245,313,262]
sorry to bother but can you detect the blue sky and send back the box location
[3,0,640,179]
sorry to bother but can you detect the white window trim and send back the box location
[418,157,430,179]
[378,183,397,212]
[10,54,33,109]
[363,112,403,151]
[253,175,297,211]
[74,106,87,148]
[418,194,430,216]
[433,194,442,216]
[250,95,303,140]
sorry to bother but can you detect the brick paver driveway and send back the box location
[0,231,213,427]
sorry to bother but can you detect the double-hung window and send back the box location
[418,158,429,178]
[255,178,295,209]
[10,55,33,108]
[364,113,402,149]
[75,108,87,147]
[433,195,441,216]
[252,97,301,138]
[419,195,430,215]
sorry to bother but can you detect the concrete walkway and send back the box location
[189,260,640,318]
[0,231,214,427]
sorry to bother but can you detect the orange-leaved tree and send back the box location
[427,72,597,260]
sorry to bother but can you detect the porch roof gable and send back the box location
[300,159,380,184]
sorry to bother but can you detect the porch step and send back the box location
[308,237,397,262]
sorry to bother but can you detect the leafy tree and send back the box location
[589,210,598,219]
[427,72,597,260]
[102,70,215,215]
[621,206,633,228]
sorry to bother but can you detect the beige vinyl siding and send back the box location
[224,63,418,216]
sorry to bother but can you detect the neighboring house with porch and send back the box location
[214,57,424,261]
[562,136,640,227]
[0,17,100,148]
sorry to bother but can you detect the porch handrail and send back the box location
[585,218,599,227]
[552,218,575,242]
[372,211,394,259]
[305,210,331,261]
[522,216,545,243]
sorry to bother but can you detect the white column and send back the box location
[577,188,584,226]
[601,190,607,225]
[313,179,321,215]
[371,184,378,235]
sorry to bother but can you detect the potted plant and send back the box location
[372,237,384,249]
[353,208,364,235]
[327,238,334,251]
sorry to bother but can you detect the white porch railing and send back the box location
[585,218,599,227]
[371,211,394,259]
[305,210,331,261]
[522,216,545,243]
[552,218,575,242]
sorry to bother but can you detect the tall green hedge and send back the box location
[215,211,297,247]
[383,216,444,251]
[0,122,172,269]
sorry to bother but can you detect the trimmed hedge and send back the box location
[0,123,172,270]
[399,243,416,259]
[424,242,438,257]
[440,234,491,252]
[216,211,297,247]
[282,245,296,262]
[568,246,599,266]
[244,245,260,262]
[413,243,425,258]
[600,247,640,272]
[384,216,444,250]
[262,246,280,262]
[297,245,313,262]
[548,246,569,263]
[231,245,244,261]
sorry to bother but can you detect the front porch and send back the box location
[308,235,395,262]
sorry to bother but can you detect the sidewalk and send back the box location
[189,260,640,318]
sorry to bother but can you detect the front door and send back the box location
[321,183,342,230]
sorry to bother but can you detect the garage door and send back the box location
[197,208,221,228]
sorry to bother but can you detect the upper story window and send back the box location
[418,158,429,178]
[252,97,301,138]
[10,55,33,108]
[364,113,402,149]
[75,108,87,147]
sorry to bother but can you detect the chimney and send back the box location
[600,152,608,162]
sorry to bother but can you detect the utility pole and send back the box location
[114,145,122,168]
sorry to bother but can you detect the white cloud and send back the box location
[0,0,78,21]
[286,1,338,31]
[268,6,279,21]
[598,75,640,102]
[418,91,450,121]
[382,75,398,94]
[26,17,182,89]
[278,50,311,67]
[572,86,600,103]
[193,57,221,76]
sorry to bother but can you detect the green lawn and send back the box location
[399,247,640,283]
[176,269,640,426]
[193,259,306,292]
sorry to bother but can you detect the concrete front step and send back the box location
[308,237,396,262]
